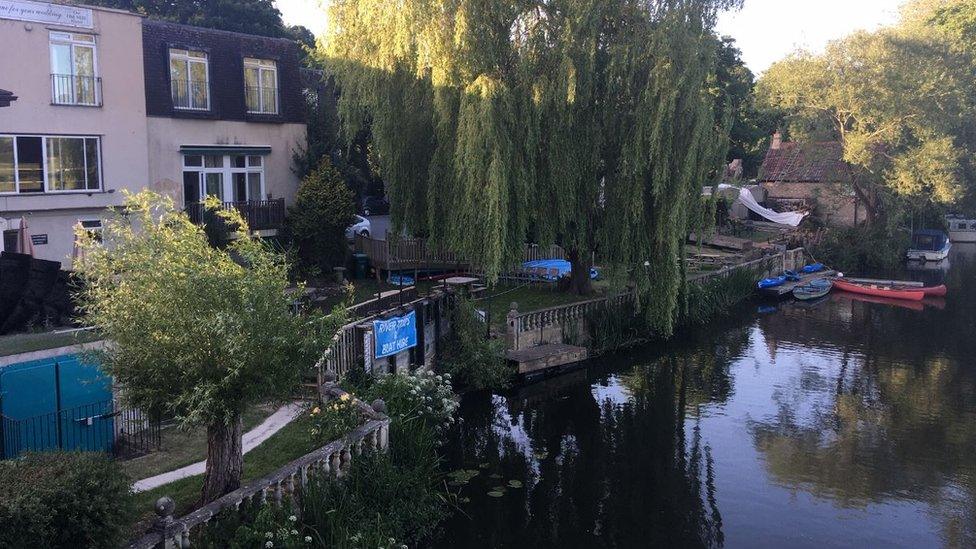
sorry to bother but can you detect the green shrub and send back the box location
[814,224,909,273]
[0,452,135,548]
[679,268,756,327]
[440,298,511,391]
[308,393,364,445]
[288,158,357,276]
[300,418,447,548]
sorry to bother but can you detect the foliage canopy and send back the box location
[322,0,739,335]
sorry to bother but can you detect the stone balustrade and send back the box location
[507,248,807,352]
[125,386,389,549]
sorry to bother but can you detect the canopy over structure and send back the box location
[716,184,807,227]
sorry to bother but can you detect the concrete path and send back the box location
[132,402,306,493]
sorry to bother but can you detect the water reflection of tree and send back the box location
[436,357,728,548]
[752,276,976,547]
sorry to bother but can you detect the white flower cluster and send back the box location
[398,369,459,429]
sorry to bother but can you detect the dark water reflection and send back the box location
[432,244,976,548]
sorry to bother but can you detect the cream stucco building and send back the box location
[0,2,149,266]
[1,1,307,267]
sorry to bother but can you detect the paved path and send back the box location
[132,402,306,493]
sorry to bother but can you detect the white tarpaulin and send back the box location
[717,184,807,227]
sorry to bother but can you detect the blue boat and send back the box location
[801,263,825,273]
[792,278,832,301]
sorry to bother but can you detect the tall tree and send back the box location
[757,21,974,222]
[74,191,343,503]
[713,36,779,178]
[84,0,289,38]
[323,0,738,335]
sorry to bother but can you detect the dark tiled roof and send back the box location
[0,88,16,107]
[758,141,850,183]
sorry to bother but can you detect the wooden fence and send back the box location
[126,386,389,549]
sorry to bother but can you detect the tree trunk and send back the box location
[201,414,243,504]
[567,249,593,295]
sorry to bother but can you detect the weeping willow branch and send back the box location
[322,0,738,336]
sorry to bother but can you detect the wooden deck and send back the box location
[758,270,837,297]
[506,343,588,375]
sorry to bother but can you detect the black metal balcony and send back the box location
[185,199,286,238]
[171,78,210,110]
[51,74,101,106]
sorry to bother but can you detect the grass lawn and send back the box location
[127,412,319,538]
[0,329,101,357]
[480,280,613,331]
[120,404,279,482]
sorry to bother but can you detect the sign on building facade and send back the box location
[0,0,93,29]
[372,311,417,359]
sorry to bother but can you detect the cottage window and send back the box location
[0,135,101,194]
[50,32,99,106]
[244,58,278,114]
[170,49,210,110]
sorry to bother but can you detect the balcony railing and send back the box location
[51,74,101,106]
[245,85,278,114]
[170,78,210,110]
[185,199,286,237]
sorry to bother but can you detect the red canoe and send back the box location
[832,279,926,301]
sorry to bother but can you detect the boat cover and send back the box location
[522,259,599,280]
[718,184,807,227]
[910,230,949,252]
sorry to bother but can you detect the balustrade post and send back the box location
[506,302,520,351]
[330,451,341,477]
[152,496,177,549]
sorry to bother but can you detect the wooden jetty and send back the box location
[506,343,588,375]
[758,270,837,297]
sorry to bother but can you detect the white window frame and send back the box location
[49,32,99,106]
[0,134,103,195]
[169,49,210,111]
[78,218,103,242]
[243,57,278,114]
[181,154,265,205]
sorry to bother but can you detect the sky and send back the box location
[277,0,904,75]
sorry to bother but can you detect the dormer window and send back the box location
[244,58,277,114]
[169,49,210,110]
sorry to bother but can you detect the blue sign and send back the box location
[373,311,418,358]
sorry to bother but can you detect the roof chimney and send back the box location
[771,131,783,150]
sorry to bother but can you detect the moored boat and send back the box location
[843,277,947,297]
[906,230,951,261]
[792,278,832,301]
[832,278,925,301]
[946,215,976,243]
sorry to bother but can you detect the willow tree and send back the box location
[323,0,735,335]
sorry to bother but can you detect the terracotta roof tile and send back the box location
[758,141,850,183]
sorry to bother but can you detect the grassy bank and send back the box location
[127,411,318,537]
[120,404,278,482]
[0,329,101,357]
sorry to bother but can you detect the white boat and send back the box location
[906,230,951,261]
[946,215,976,243]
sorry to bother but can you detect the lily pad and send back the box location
[489,473,503,479]
[478,462,490,469]
[507,480,523,488]
[487,490,504,498]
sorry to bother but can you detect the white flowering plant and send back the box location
[225,507,315,548]
[367,370,458,432]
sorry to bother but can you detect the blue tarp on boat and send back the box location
[522,259,599,281]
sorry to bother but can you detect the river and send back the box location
[432,244,976,548]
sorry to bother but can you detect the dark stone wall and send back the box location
[142,20,304,124]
